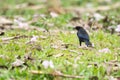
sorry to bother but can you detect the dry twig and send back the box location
[30,70,84,79]
[1,35,30,41]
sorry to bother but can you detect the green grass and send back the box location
[0,29,120,80]
[0,0,120,80]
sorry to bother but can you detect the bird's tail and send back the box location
[85,40,92,47]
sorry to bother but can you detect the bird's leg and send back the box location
[79,40,82,46]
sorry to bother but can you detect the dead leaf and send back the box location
[39,35,47,39]
[24,52,34,61]
[32,45,42,51]
[53,53,64,58]
[103,60,120,75]
[102,15,110,23]
[69,50,80,54]
[50,12,59,18]
[93,13,104,21]
[33,14,46,19]
[88,18,103,30]
[0,16,13,25]
[107,26,115,34]
[107,76,117,80]
[0,54,8,59]
[14,18,29,28]
[14,3,28,9]
[51,45,59,49]
[98,48,111,53]
[70,17,81,22]
[12,59,25,67]
[28,5,44,10]
[51,40,65,49]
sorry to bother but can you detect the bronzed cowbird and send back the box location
[74,26,92,47]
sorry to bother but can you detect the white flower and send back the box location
[115,24,120,32]
[26,35,39,44]
[30,36,39,42]
[49,60,54,68]
[42,60,54,69]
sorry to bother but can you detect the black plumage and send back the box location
[74,26,92,47]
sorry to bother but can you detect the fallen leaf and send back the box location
[51,45,59,49]
[12,59,25,67]
[51,40,65,49]
[107,26,115,34]
[14,18,29,28]
[53,53,64,58]
[69,50,80,54]
[98,48,111,53]
[0,54,8,59]
[107,76,117,80]
[28,5,44,10]
[33,14,46,19]
[39,35,47,39]
[14,3,28,9]
[70,17,81,22]
[103,60,120,75]
[47,23,54,27]
[24,52,33,61]
[0,16,13,25]
[93,13,104,21]
[32,45,42,51]
[50,12,59,18]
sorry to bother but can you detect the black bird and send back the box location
[74,26,92,47]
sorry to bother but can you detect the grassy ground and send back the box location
[0,0,120,80]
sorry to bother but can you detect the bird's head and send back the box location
[73,26,83,31]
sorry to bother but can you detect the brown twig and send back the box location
[1,35,30,41]
[30,70,84,79]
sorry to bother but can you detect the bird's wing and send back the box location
[77,31,89,40]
